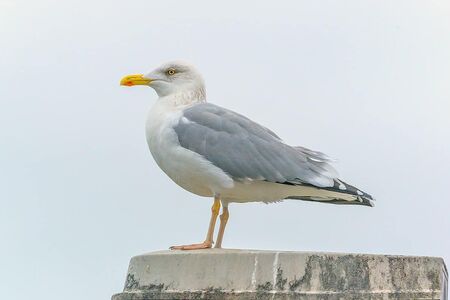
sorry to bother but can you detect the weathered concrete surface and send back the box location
[112,249,448,300]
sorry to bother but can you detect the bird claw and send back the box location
[170,241,212,250]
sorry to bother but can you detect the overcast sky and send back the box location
[1,1,449,299]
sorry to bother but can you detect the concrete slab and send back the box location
[112,249,448,300]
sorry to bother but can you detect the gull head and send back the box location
[120,61,205,99]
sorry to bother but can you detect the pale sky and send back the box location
[1,1,449,299]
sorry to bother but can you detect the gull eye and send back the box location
[167,68,176,75]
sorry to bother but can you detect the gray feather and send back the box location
[174,103,338,187]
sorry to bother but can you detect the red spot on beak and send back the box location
[126,81,133,86]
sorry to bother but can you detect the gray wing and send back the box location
[174,103,338,187]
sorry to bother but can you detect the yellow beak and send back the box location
[120,74,152,86]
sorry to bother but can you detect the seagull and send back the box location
[120,61,374,250]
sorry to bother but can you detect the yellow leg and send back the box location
[214,205,229,249]
[205,197,221,243]
[170,196,221,250]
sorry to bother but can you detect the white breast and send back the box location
[145,98,234,197]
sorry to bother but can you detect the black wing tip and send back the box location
[334,179,375,202]
[287,195,375,207]
[357,195,376,207]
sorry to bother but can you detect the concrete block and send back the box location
[112,249,448,300]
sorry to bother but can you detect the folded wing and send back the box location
[173,103,338,188]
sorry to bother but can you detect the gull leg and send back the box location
[205,196,221,243]
[170,196,221,250]
[214,202,229,249]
